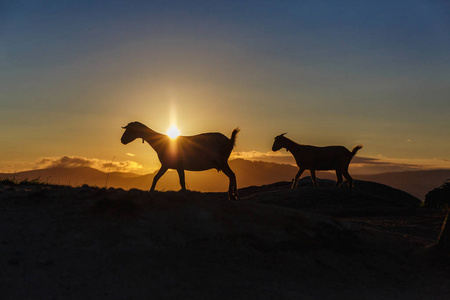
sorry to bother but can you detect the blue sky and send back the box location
[1,0,449,173]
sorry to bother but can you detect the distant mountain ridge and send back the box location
[358,170,450,201]
[2,159,449,200]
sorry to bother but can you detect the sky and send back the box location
[1,0,450,175]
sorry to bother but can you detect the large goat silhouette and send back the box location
[272,133,362,189]
[121,122,239,200]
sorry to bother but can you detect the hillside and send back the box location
[1,178,448,299]
[2,159,449,200]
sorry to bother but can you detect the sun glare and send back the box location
[167,125,180,139]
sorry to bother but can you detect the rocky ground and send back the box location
[1,178,449,299]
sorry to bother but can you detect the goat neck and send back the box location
[281,136,299,153]
[141,128,168,152]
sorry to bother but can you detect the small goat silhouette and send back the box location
[272,133,362,189]
[121,122,239,200]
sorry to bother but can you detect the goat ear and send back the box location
[122,126,127,129]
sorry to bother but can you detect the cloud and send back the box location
[351,156,419,168]
[35,156,143,173]
[349,156,424,174]
[231,151,296,165]
[437,158,450,162]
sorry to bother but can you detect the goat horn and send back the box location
[122,126,127,129]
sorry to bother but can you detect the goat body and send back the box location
[121,122,239,199]
[161,134,234,171]
[272,133,362,189]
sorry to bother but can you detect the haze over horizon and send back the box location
[1,1,450,175]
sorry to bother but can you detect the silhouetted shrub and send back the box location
[1,176,52,186]
[425,180,450,209]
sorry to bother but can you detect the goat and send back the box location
[272,133,362,189]
[121,122,240,200]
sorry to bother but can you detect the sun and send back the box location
[167,125,180,139]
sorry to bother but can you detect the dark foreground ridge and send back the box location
[1,178,449,299]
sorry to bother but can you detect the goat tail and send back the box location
[351,145,363,158]
[230,127,240,148]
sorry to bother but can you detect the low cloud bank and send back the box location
[33,153,450,176]
[231,151,296,165]
[35,156,143,173]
